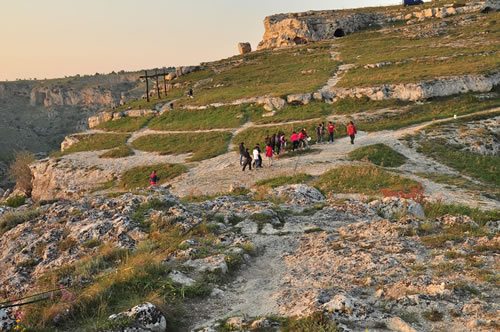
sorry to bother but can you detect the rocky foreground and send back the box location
[0,185,498,331]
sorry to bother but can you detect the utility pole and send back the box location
[144,71,149,102]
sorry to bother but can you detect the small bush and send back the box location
[8,151,35,195]
[422,309,443,322]
[0,209,39,235]
[282,312,339,332]
[4,195,26,207]
[349,143,407,167]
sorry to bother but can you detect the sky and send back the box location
[0,0,402,81]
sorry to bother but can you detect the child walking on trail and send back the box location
[347,121,357,144]
[150,170,160,186]
[266,143,273,167]
[242,148,252,171]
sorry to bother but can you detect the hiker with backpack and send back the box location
[150,170,160,186]
[347,121,357,144]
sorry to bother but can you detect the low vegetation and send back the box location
[348,143,407,167]
[255,173,314,188]
[423,201,500,226]
[98,146,134,159]
[182,43,338,106]
[0,209,40,235]
[148,104,258,130]
[417,139,500,187]
[314,165,419,196]
[357,92,500,132]
[8,151,35,195]
[4,195,26,208]
[59,134,130,155]
[336,13,500,87]
[131,132,232,162]
[96,116,153,132]
[119,163,187,189]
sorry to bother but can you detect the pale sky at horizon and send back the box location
[0,0,403,81]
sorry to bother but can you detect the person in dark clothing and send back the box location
[316,124,322,144]
[271,133,276,153]
[239,142,245,166]
[188,88,193,98]
[242,148,252,171]
[275,132,281,155]
[321,122,326,143]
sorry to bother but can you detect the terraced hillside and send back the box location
[1,1,499,331]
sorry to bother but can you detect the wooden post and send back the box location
[155,69,161,99]
[163,68,167,96]
[145,70,149,102]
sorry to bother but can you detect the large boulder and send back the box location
[108,302,167,332]
[60,135,80,152]
[238,42,252,55]
[0,309,15,331]
[287,93,312,105]
[273,184,325,206]
[368,197,425,219]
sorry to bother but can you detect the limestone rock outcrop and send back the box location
[321,72,500,102]
[258,10,383,50]
[238,42,252,54]
[108,302,167,332]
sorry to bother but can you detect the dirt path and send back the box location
[169,108,500,209]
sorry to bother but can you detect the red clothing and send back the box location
[298,132,304,140]
[328,124,335,133]
[266,146,273,157]
[290,133,299,142]
[347,124,357,136]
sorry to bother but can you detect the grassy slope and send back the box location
[60,134,130,155]
[148,104,258,130]
[131,132,232,162]
[97,116,153,132]
[119,163,187,189]
[348,143,407,167]
[336,12,500,87]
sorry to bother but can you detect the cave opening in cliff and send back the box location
[293,36,308,45]
[334,28,345,37]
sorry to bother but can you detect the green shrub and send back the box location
[348,143,407,167]
[282,312,339,332]
[131,132,232,162]
[8,151,35,195]
[0,209,39,235]
[119,163,187,190]
[314,165,419,196]
[4,195,26,207]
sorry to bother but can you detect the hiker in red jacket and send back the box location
[266,143,273,167]
[327,122,336,143]
[347,121,357,144]
[150,170,159,186]
[290,132,299,151]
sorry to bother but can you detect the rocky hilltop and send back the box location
[1,0,500,331]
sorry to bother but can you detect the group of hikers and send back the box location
[239,121,357,171]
